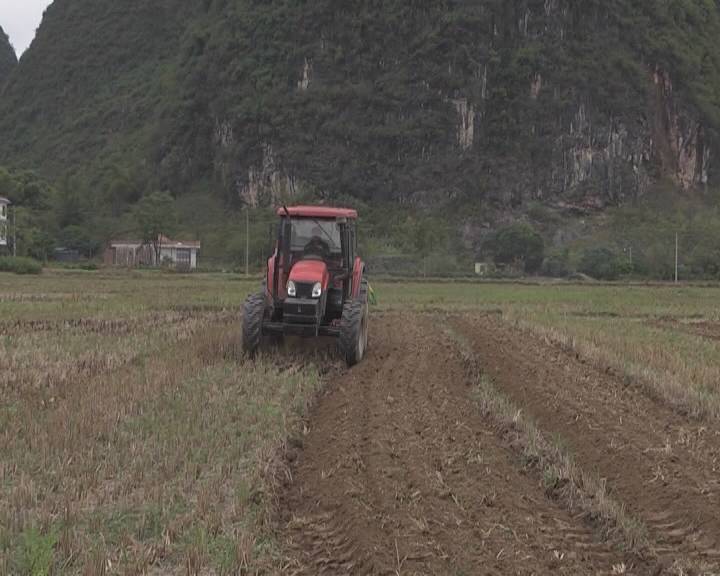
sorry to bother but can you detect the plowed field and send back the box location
[279,313,720,576]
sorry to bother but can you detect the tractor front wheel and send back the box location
[242,293,266,356]
[339,297,369,367]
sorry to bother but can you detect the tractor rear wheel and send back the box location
[339,289,369,367]
[242,293,266,356]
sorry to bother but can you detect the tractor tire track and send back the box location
[453,314,720,571]
[279,314,644,575]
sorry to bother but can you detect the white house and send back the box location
[105,235,201,270]
[0,197,9,247]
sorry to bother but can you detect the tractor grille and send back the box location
[294,282,315,299]
[283,299,321,323]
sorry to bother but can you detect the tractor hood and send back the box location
[289,260,330,288]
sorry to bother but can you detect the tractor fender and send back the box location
[266,249,291,301]
[351,257,365,299]
[266,252,276,299]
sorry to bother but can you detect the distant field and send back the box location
[2,271,720,574]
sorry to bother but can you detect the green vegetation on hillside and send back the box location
[0,167,58,260]
[0,25,16,89]
[6,158,720,280]
[2,1,720,202]
[1,1,720,276]
[580,184,720,280]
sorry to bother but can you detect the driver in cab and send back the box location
[303,226,330,260]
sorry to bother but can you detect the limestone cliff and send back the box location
[0,1,718,214]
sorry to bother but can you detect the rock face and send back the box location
[0,26,17,90]
[653,69,710,190]
[0,1,717,211]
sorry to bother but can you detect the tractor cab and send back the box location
[242,206,369,366]
[272,206,359,308]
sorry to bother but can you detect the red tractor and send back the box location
[242,206,369,366]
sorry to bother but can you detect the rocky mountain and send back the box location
[0,25,16,90]
[0,0,718,215]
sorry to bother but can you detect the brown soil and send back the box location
[452,314,720,571]
[278,314,656,575]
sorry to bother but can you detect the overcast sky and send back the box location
[0,0,52,56]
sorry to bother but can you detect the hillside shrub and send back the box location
[0,256,43,274]
[542,250,572,278]
[51,261,98,271]
[487,223,545,274]
[578,247,629,280]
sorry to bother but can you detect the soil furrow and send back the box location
[453,314,720,570]
[279,313,639,575]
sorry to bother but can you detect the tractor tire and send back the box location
[242,293,266,356]
[339,286,369,367]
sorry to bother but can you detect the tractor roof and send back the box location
[277,205,358,219]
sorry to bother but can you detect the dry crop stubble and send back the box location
[504,312,720,421]
[0,272,332,575]
[5,272,720,574]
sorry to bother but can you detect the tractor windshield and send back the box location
[290,218,341,254]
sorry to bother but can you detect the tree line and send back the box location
[3,163,720,281]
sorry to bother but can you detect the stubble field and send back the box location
[1,271,719,575]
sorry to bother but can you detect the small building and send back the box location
[0,197,9,247]
[104,235,201,270]
[474,262,490,276]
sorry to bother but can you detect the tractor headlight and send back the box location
[287,280,296,297]
[312,282,322,298]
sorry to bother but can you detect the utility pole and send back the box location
[12,205,16,258]
[245,207,250,277]
[624,246,633,269]
[674,232,679,284]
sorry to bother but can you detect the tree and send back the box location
[135,191,178,264]
[578,246,630,281]
[104,164,142,217]
[27,229,55,262]
[489,223,545,274]
[56,180,86,229]
[542,248,571,278]
[60,225,101,258]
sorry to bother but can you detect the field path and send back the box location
[453,314,720,570]
[279,314,638,575]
